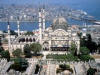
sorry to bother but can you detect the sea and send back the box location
[0,0,100,31]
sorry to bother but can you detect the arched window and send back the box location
[19,38,25,42]
[26,38,28,42]
[22,38,25,42]
[29,38,32,42]
[33,38,35,42]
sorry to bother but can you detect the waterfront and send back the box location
[1,0,100,20]
[0,0,100,31]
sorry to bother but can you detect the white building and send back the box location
[7,8,80,54]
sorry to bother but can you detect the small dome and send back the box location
[52,17,68,31]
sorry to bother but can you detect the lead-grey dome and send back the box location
[52,17,68,31]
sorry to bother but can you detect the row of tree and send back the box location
[68,41,94,61]
[10,43,42,72]
[12,43,42,58]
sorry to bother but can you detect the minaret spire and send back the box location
[7,21,11,54]
[42,6,46,32]
[39,8,42,44]
[17,17,20,36]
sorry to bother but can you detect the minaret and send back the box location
[42,7,46,32]
[39,8,42,44]
[7,21,11,54]
[17,17,20,36]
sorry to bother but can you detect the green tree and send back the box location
[0,47,4,53]
[11,58,28,71]
[87,68,97,75]
[24,44,31,58]
[80,47,90,55]
[79,55,94,62]
[25,31,34,35]
[59,64,70,70]
[66,54,78,61]
[10,30,17,35]
[98,43,100,53]
[86,34,97,53]
[0,50,10,61]
[56,64,73,73]
[12,49,22,57]
[69,43,77,55]
[80,37,87,47]
[87,34,92,41]
[30,43,42,55]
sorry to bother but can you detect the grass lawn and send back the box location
[46,54,79,61]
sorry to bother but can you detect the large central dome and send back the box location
[53,17,67,24]
[52,17,68,31]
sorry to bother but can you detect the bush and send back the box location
[10,58,28,72]
[56,64,73,73]
[0,50,10,61]
[59,64,70,70]
[79,55,94,62]
[46,54,79,61]
[30,43,42,55]
[12,49,22,57]
[87,68,97,75]
[66,54,79,61]
[80,47,90,55]
[24,44,31,58]
[46,54,67,61]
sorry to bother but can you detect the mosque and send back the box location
[7,8,80,55]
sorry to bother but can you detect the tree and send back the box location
[80,37,87,47]
[97,43,100,53]
[24,31,34,35]
[86,41,97,53]
[80,34,98,53]
[69,43,77,55]
[0,50,10,61]
[87,68,97,75]
[10,58,28,71]
[24,44,31,58]
[30,43,42,55]
[66,54,78,61]
[0,47,4,53]
[56,64,73,73]
[10,30,17,35]
[80,47,90,55]
[79,55,94,62]
[86,34,97,53]
[12,49,22,57]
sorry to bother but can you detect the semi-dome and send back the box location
[52,17,68,31]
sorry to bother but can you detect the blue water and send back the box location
[0,21,51,31]
[0,0,100,31]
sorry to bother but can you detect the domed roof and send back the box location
[53,17,67,24]
[52,17,68,31]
